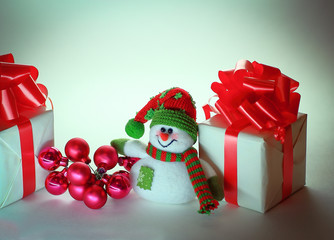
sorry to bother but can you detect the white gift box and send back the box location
[0,110,54,209]
[198,113,307,213]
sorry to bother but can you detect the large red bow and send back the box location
[0,53,48,123]
[204,60,300,142]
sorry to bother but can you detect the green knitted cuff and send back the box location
[150,109,198,143]
[110,138,129,156]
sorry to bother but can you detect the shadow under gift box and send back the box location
[198,112,307,213]
[0,110,54,209]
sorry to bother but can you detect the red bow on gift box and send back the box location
[204,60,300,141]
[0,53,48,123]
[203,60,301,206]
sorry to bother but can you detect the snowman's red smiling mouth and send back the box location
[157,136,177,148]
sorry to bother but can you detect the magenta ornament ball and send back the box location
[45,171,68,195]
[118,157,139,171]
[113,170,130,180]
[68,183,89,201]
[93,145,118,171]
[38,147,63,171]
[67,162,91,186]
[106,173,131,199]
[83,185,107,209]
[65,138,90,163]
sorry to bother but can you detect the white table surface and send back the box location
[0,183,333,240]
[1,0,333,239]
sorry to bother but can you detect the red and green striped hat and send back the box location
[125,87,198,142]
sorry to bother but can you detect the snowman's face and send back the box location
[149,125,195,153]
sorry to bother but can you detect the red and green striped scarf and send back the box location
[146,142,219,214]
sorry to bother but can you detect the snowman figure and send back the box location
[111,87,222,214]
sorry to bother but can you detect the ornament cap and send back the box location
[125,118,144,139]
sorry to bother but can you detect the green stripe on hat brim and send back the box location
[150,109,198,143]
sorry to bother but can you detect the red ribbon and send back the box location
[1,53,48,197]
[0,53,48,123]
[203,60,300,205]
[18,119,36,197]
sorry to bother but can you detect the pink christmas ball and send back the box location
[106,173,131,199]
[118,157,139,171]
[83,185,107,209]
[93,145,118,171]
[65,138,91,163]
[68,183,89,201]
[38,147,63,171]
[67,162,91,186]
[45,170,68,195]
[113,170,130,180]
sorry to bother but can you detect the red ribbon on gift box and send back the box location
[0,53,48,198]
[203,60,300,205]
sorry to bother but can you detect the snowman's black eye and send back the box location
[161,127,166,133]
[168,128,173,134]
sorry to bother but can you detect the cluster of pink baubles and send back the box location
[38,138,138,209]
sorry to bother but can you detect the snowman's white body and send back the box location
[122,124,216,205]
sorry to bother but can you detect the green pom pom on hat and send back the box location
[125,118,145,139]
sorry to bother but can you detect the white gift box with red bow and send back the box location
[199,60,307,213]
[0,53,54,209]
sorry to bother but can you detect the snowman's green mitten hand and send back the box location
[207,176,224,201]
[110,138,130,156]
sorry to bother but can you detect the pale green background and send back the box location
[0,0,333,239]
